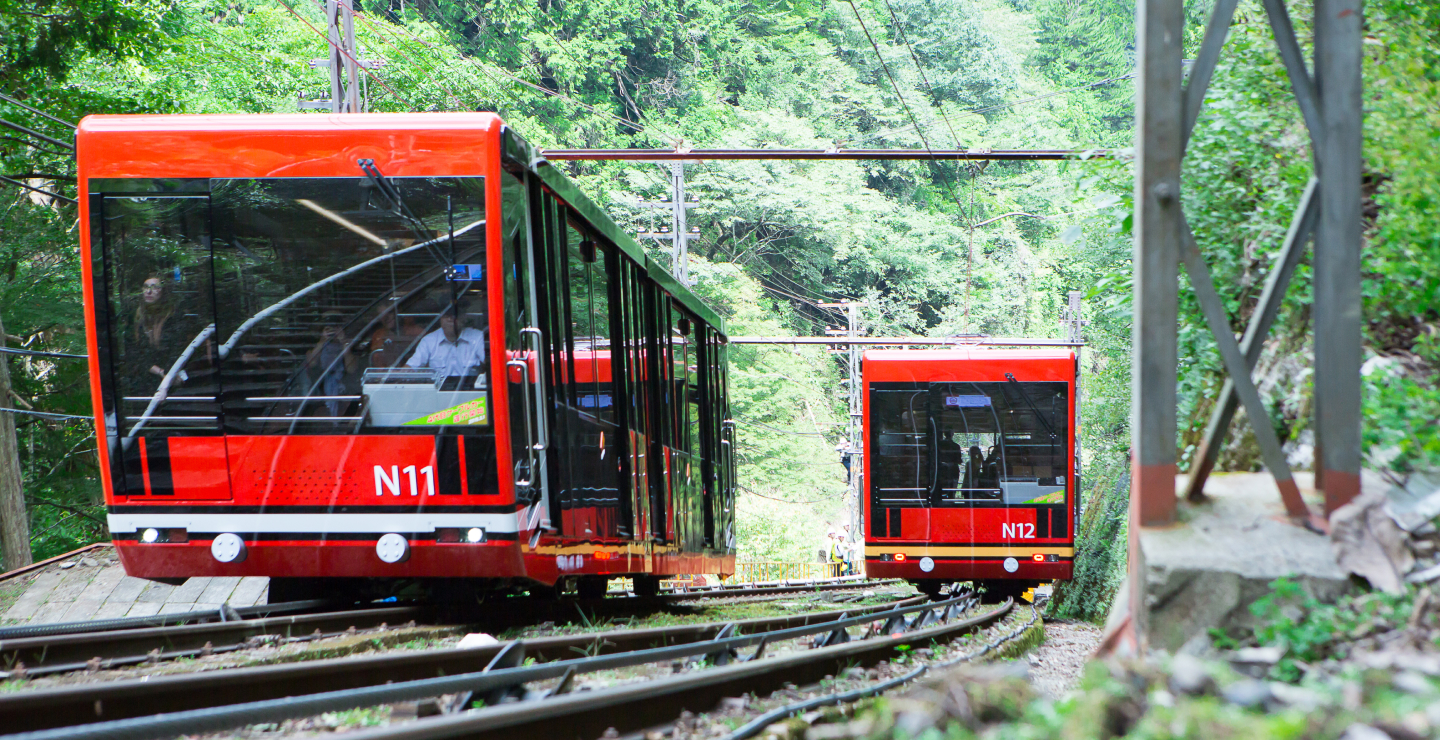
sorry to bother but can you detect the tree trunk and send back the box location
[0,316,32,571]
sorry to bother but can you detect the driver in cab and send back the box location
[406,300,486,385]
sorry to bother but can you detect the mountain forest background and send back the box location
[1,0,1436,621]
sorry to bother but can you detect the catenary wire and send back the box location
[0,92,75,130]
[272,0,413,108]
[505,0,683,145]
[360,10,672,143]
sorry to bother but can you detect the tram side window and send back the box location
[868,389,931,507]
[101,195,219,437]
[566,222,595,408]
[588,241,614,424]
[671,302,690,452]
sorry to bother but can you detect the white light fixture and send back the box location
[211,533,247,563]
[376,533,410,564]
[141,528,160,544]
[465,527,485,543]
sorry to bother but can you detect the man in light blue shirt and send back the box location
[406,303,486,378]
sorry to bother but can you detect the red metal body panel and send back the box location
[80,114,731,588]
[862,349,1078,583]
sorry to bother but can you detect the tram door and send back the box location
[503,172,547,523]
[530,188,626,541]
[867,387,931,542]
[97,191,233,502]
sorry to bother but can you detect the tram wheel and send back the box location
[267,577,367,606]
[576,576,609,600]
[976,579,1028,605]
[910,579,945,599]
[632,574,661,597]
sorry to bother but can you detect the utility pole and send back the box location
[1061,291,1086,522]
[636,163,699,285]
[298,0,380,113]
[820,301,867,548]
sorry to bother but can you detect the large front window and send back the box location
[869,381,1068,507]
[98,176,488,437]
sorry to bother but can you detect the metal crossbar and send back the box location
[1133,0,1362,528]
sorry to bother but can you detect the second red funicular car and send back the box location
[862,348,1078,602]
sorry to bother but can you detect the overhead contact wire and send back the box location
[272,0,413,108]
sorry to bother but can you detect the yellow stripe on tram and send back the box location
[864,545,1075,558]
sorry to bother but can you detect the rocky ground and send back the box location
[1026,619,1102,698]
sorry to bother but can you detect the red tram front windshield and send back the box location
[77,114,519,579]
[862,349,1078,582]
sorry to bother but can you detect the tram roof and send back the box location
[501,126,725,335]
[76,112,725,335]
[862,348,1076,361]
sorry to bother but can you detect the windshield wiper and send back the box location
[357,158,447,263]
[1004,373,1056,439]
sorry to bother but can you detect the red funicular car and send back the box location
[862,348,1077,602]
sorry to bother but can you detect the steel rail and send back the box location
[0,577,885,676]
[341,598,1010,740]
[5,595,979,740]
[723,602,1041,740]
[0,599,333,641]
[541,148,1106,161]
[0,605,426,672]
[0,595,925,733]
[728,336,1086,347]
[655,576,888,600]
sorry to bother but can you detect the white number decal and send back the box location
[375,465,400,496]
[375,465,436,496]
[1001,523,1036,539]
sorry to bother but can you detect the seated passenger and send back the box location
[981,445,1001,487]
[937,431,962,494]
[406,300,486,381]
[966,445,985,489]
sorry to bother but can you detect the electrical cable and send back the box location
[360,10,670,142]
[0,92,75,130]
[0,175,76,205]
[0,408,92,421]
[735,416,829,437]
[508,0,683,146]
[737,484,833,505]
[966,73,1134,117]
[878,0,968,157]
[0,118,71,151]
[272,0,413,109]
[841,0,937,162]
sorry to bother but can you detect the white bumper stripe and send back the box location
[107,513,521,535]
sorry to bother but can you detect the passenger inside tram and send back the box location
[303,309,358,415]
[125,273,202,394]
[405,299,487,387]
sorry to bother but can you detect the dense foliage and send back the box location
[0,0,1434,611]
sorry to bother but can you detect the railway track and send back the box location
[0,594,927,733]
[3,589,1008,740]
[0,577,896,677]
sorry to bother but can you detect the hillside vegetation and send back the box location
[1,0,1436,625]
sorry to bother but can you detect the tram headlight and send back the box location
[141,528,160,544]
[893,552,906,562]
[1032,553,1046,563]
[465,527,486,544]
